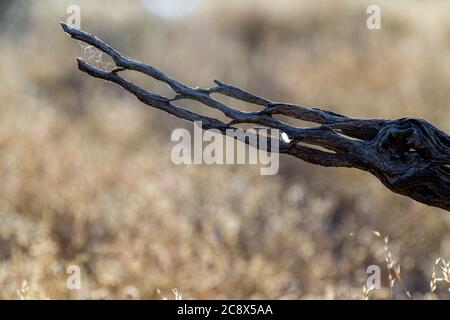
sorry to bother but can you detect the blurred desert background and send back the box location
[0,0,449,299]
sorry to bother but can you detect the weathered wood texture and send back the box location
[61,23,450,211]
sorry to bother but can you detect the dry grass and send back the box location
[0,0,449,299]
[430,258,450,294]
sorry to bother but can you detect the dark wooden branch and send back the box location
[61,22,450,211]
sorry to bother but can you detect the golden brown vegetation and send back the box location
[0,0,449,299]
